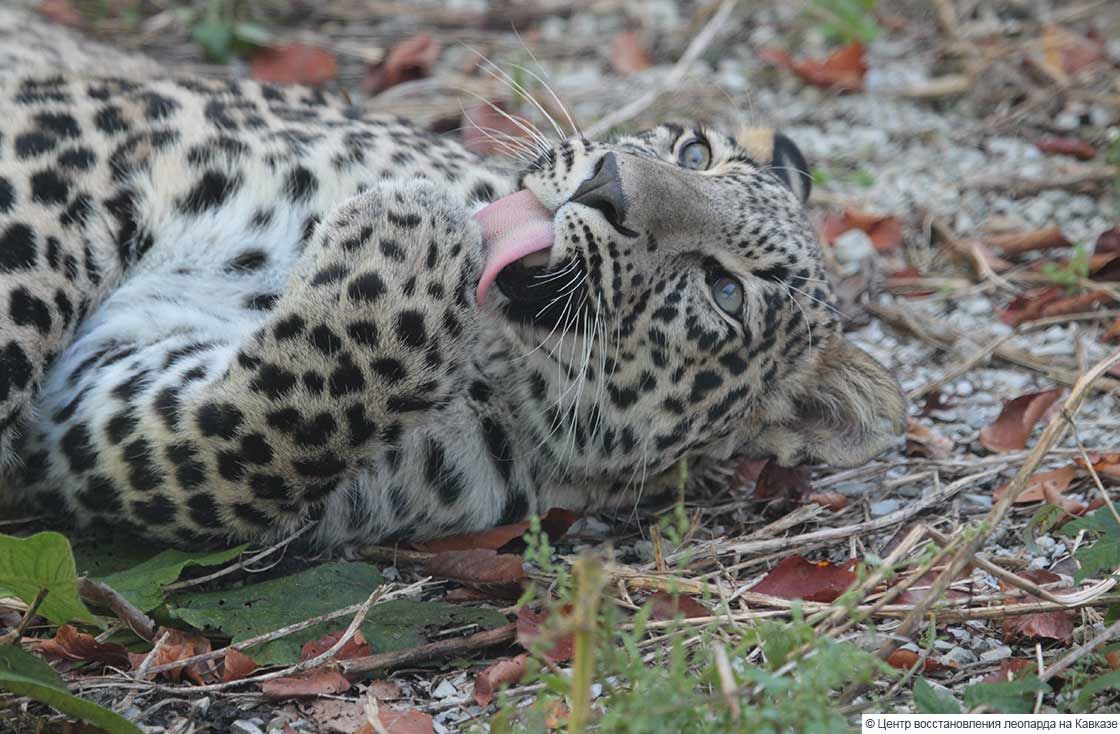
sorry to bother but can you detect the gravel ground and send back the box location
[6,0,1120,731]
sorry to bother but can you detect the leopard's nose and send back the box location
[569,153,628,230]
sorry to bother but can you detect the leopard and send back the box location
[0,7,906,549]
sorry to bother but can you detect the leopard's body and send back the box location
[0,9,905,548]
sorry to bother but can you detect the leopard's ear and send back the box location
[758,335,906,468]
[735,127,812,204]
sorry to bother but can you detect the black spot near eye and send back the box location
[752,265,790,283]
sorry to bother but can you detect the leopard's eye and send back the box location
[711,275,742,314]
[679,140,711,170]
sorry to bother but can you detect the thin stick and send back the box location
[338,623,517,676]
[78,578,155,642]
[163,523,314,592]
[584,0,737,138]
[885,347,1120,650]
[132,630,171,681]
[0,588,47,646]
[143,579,429,677]
[1041,618,1120,682]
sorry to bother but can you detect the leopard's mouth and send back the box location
[475,190,587,326]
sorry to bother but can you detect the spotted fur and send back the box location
[0,9,905,547]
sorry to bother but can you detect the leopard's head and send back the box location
[475,124,905,482]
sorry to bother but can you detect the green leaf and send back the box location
[1060,509,1120,583]
[97,545,246,612]
[1078,669,1120,707]
[192,19,234,62]
[0,645,142,734]
[963,676,1048,713]
[169,562,506,665]
[232,21,272,46]
[0,532,95,625]
[914,678,961,714]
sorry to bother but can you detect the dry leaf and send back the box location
[748,556,857,603]
[415,508,578,553]
[363,34,441,94]
[647,592,709,621]
[35,624,130,668]
[753,461,812,503]
[365,709,437,734]
[1079,452,1120,483]
[893,568,972,605]
[610,31,652,76]
[1035,138,1096,161]
[906,419,954,460]
[822,208,903,252]
[887,648,954,674]
[1000,569,1074,645]
[988,226,1071,256]
[129,628,212,684]
[460,99,535,157]
[300,630,370,665]
[983,659,1037,684]
[759,42,867,91]
[473,654,528,706]
[994,465,1078,504]
[808,492,849,512]
[424,549,526,588]
[1106,317,1120,342]
[35,0,82,26]
[250,44,338,86]
[261,668,352,699]
[367,679,403,701]
[978,387,1063,453]
[222,649,259,683]
[516,605,573,662]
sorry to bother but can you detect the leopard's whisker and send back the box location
[474,54,566,142]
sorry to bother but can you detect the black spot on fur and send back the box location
[226,249,268,273]
[15,132,55,159]
[123,437,163,491]
[187,493,222,528]
[347,272,385,303]
[94,105,129,134]
[250,363,297,400]
[285,166,318,201]
[9,287,52,334]
[273,315,305,341]
[197,402,243,439]
[0,224,36,272]
[311,264,350,287]
[60,423,97,472]
[0,178,14,213]
[424,439,464,504]
[31,169,70,205]
[394,310,427,349]
[346,321,379,348]
[178,171,241,214]
[132,494,177,524]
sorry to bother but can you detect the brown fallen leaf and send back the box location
[474,653,529,706]
[983,659,1037,684]
[516,605,573,662]
[1000,569,1074,645]
[129,628,213,684]
[887,648,954,674]
[758,42,867,91]
[1078,452,1120,483]
[748,557,857,603]
[250,44,338,86]
[424,549,526,589]
[994,465,1078,504]
[360,708,437,734]
[35,624,130,668]
[893,568,972,606]
[988,226,1071,256]
[1106,317,1120,342]
[610,31,652,76]
[368,679,403,701]
[821,208,903,252]
[753,461,812,503]
[906,419,954,460]
[35,0,82,26]
[460,99,535,158]
[647,592,709,621]
[1035,138,1096,161]
[978,387,1063,453]
[261,668,352,699]
[414,507,578,553]
[222,649,259,683]
[300,630,370,665]
[808,492,849,512]
[363,34,441,95]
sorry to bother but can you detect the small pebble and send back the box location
[980,645,1013,662]
[432,679,459,699]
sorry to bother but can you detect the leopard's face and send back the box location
[477,124,906,476]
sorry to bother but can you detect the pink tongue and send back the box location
[475,189,554,305]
